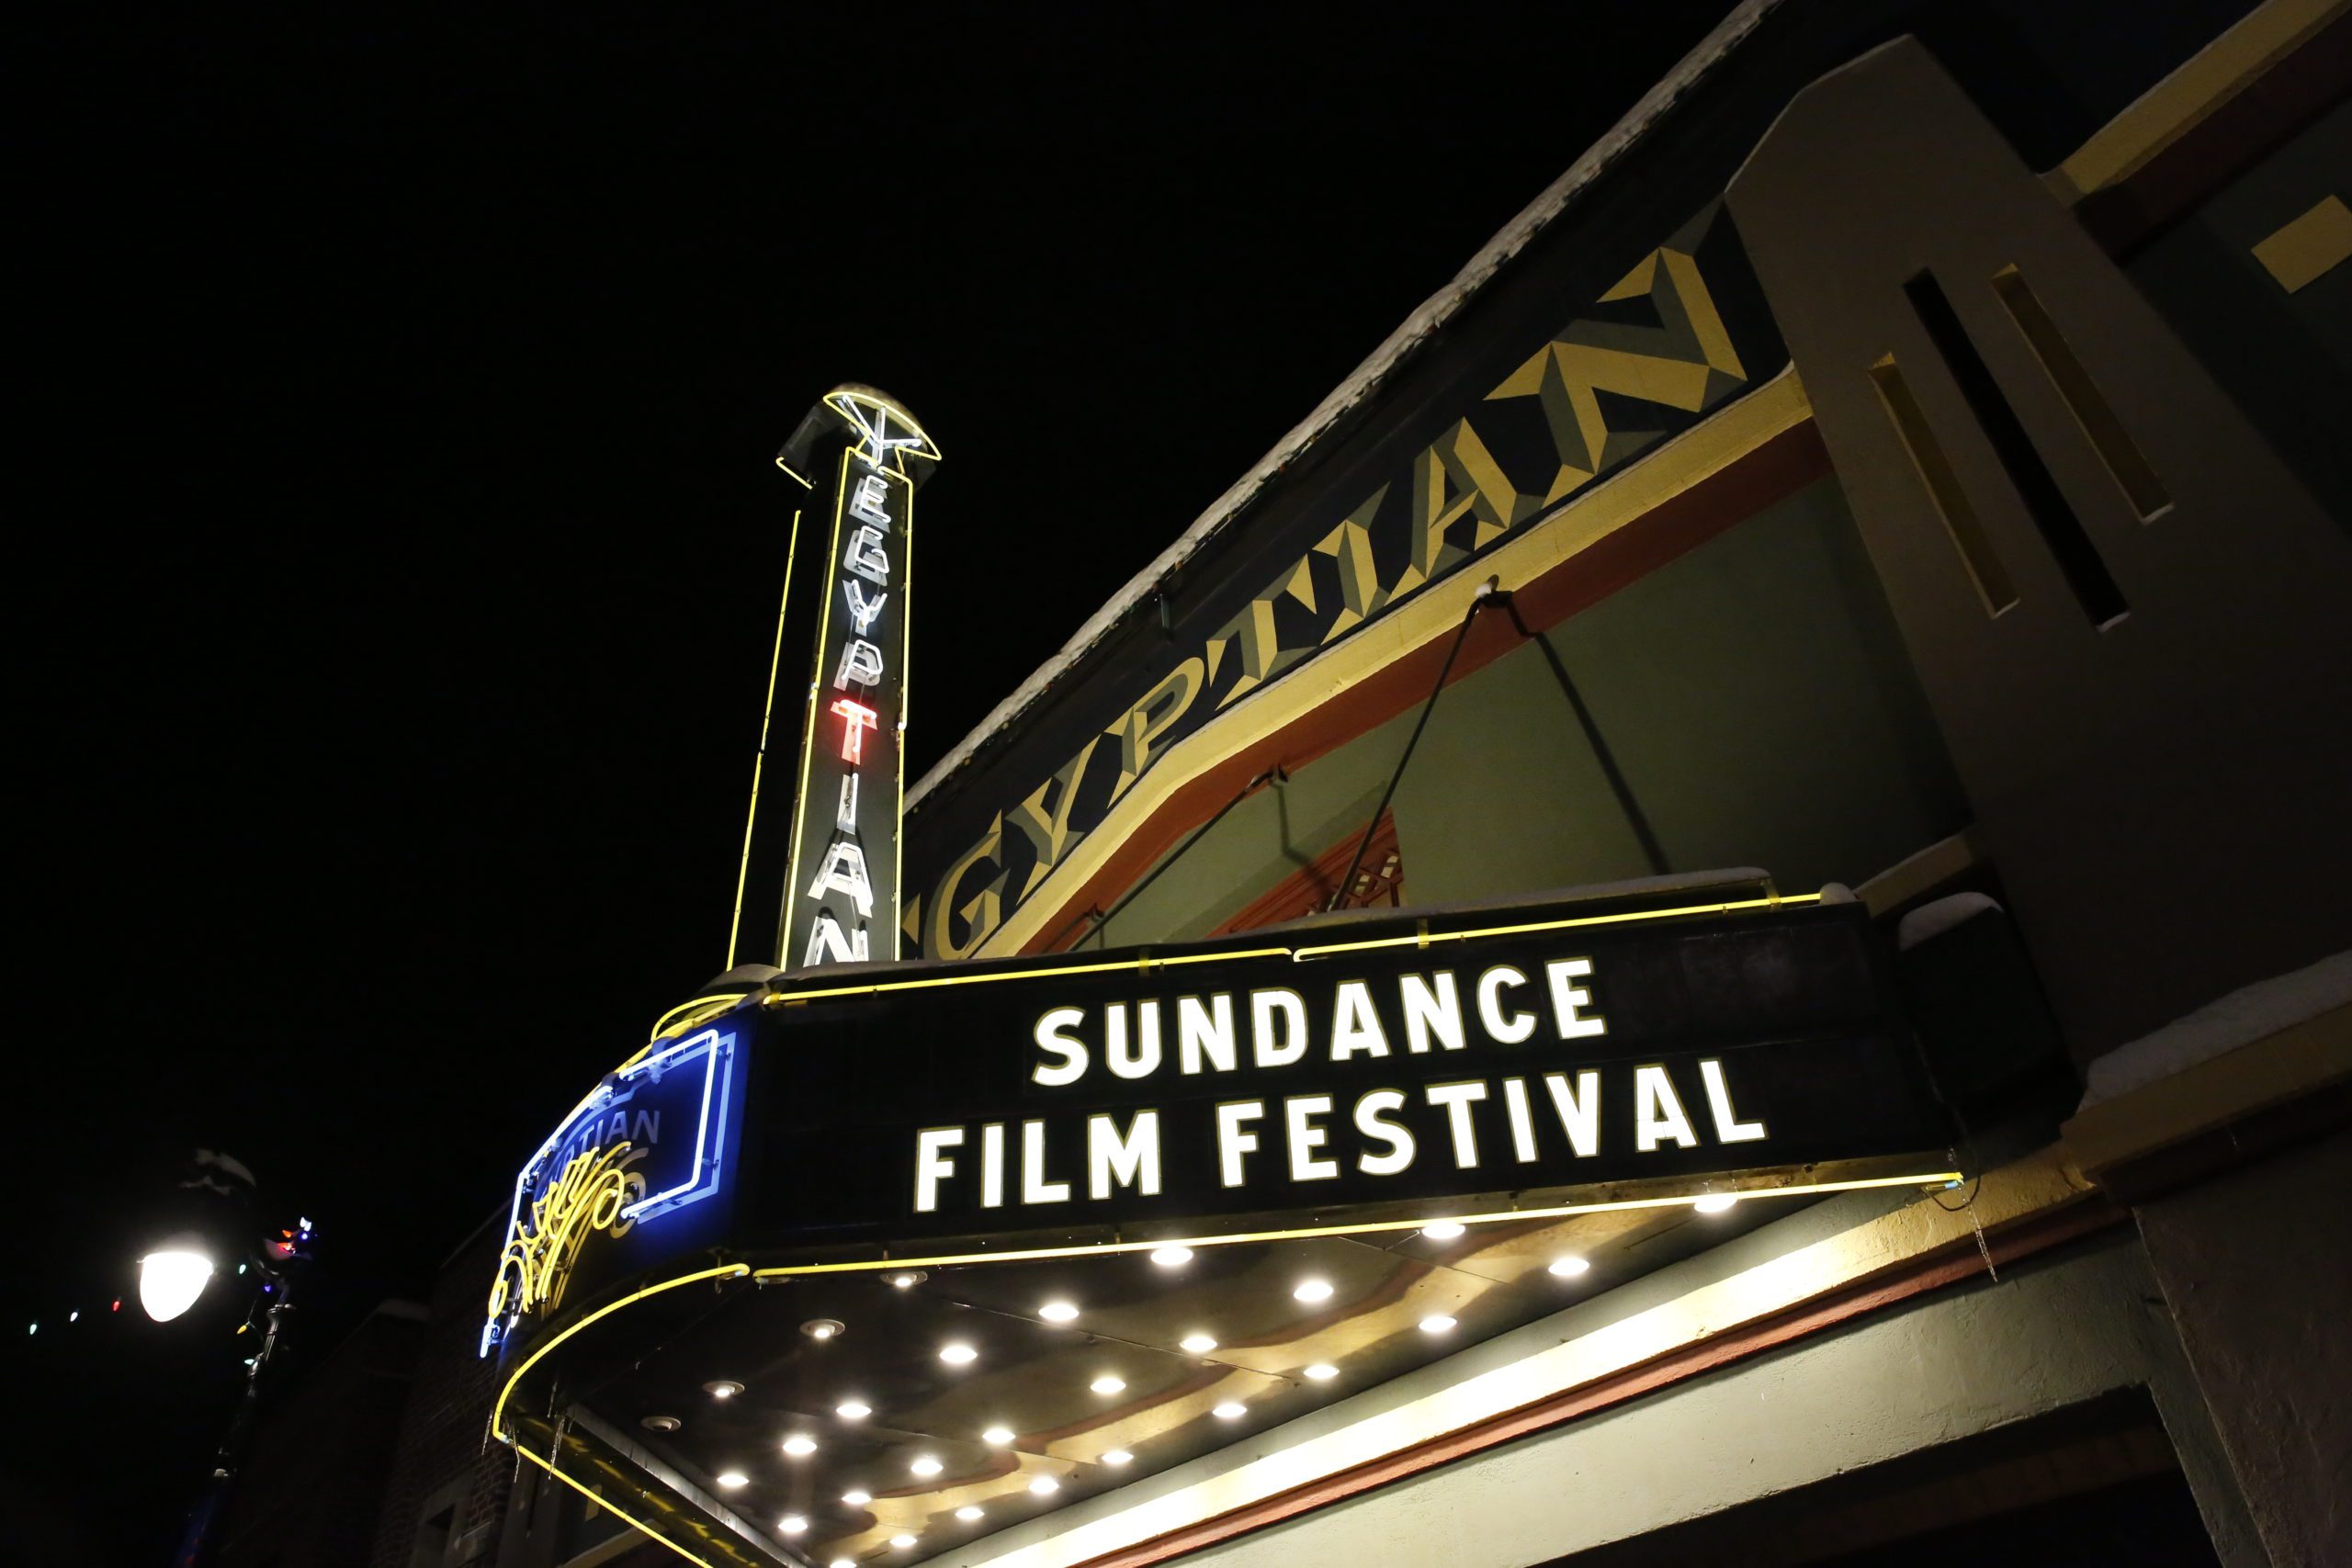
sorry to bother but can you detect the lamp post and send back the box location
[141,1149,315,1568]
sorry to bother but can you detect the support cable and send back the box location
[1325,592,1497,913]
[1074,766,1286,948]
[1494,594,1671,878]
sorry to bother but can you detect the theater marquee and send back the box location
[485,886,1956,1362]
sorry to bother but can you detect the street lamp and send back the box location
[138,1248,215,1323]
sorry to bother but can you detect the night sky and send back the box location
[13,6,1742,1560]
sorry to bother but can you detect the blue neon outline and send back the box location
[483,1023,740,1355]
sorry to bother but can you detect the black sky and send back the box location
[12,6,1742,1559]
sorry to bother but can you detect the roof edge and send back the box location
[909,0,1782,810]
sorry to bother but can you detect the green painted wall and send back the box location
[1090,476,1968,947]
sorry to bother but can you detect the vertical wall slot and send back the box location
[1870,354,2017,616]
[1991,265,2170,521]
[1902,270,2128,628]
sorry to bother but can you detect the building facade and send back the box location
[358,3,2348,1566]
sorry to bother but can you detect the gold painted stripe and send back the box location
[2049,0,2344,202]
[975,370,1815,959]
[2251,194,2352,292]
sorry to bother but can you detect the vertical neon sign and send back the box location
[775,386,939,969]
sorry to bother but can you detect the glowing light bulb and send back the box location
[1213,1401,1247,1420]
[1421,1221,1465,1240]
[716,1472,749,1490]
[1038,1300,1080,1323]
[956,1505,985,1522]
[1419,1314,1457,1333]
[1102,1449,1133,1465]
[939,1342,978,1365]
[1304,1363,1339,1382]
[890,1533,917,1549]
[138,1250,213,1323]
[1179,1334,1216,1354]
[1090,1374,1125,1394]
[1693,1193,1738,1213]
[836,1399,872,1420]
[910,1455,943,1477]
[1548,1256,1590,1278]
[1292,1278,1333,1303]
[1149,1247,1193,1268]
[1029,1476,1059,1495]
[982,1426,1014,1446]
[842,1488,872,1506]
[782,1435,817,1457]
[779,1516,807,1535]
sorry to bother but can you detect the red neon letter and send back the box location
[831,698,878,764]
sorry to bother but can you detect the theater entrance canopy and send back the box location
[483,874,1957,1566]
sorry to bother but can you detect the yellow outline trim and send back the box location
[512,1442,726,1568]
[491,1263,750,1441]
[726,504,804,972]
[749,1169,1962,1279]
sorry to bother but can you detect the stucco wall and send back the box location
[2137,1128,2352,1568]
[1171,1232,2258,1568]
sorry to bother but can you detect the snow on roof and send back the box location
[909,0,1781,810]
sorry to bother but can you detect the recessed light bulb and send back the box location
[1090,1374,1126,1394]
[716,1472,749,1489]
[704,1380,743,1399]
[891,1533,918,1549]
[779,1516,807,1535]
[831,1559,855,1568]
[910,1454,943,1477]
[1149,1246,1193,1268]
[956,1505,985,1522]
[1419,1314,1457,1333]
[1548,1255,1590,1277]
[842,1488,872,1506]
[1038,1300,1080,1323]
[940,1341,978,1365]
[982,1426,1014,1446]
[890,1272,920,1289]
[1179,1333,1216,1354]
[1421,1221,1465,1240]
[836,1399,871,1420]
[1694,1193,1738,1213]
[782,1434,817,1457]
[1029,1476,1060,1495]
[1102,1449,1133,1465]
[1213,1401,1247,1419]
[1293,1278,1334,1303]
[1304,1363,1339,1382]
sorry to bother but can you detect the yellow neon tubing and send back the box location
[513,1442,726,1568]
[750,1168,1962,1280]
[491,1264,749,1442]
[762,892,1817,1007]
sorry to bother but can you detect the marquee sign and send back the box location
[775,387,938,970]
[745,896,1954,1253]
[486,892,1956,1354]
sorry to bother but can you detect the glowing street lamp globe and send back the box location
[139,1249,215,1323]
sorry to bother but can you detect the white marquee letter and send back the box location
[1178,995,1237,1075]
[1250,988,1307,1068]
[1021,1119,1071,1203]
[1544,1071,1601,1156]
[1106,1000,1162,1080]
[1087,1111,1162,1199]
[1354,1089,1416,1175]
[1544,957,1607,1038]
[1400,973,1464,1054]
[843,578,888,634]
[1426,1081,1489,1168]
[1031,1007,1089,1087]
[1216,1100,1264,1188]
[1701,1059,1768,1143]
[1476,965,1537,1043]
[834,637,886,692]
[1634,1066,1699,1152]
[1329,981,1390,1061]
[803,909,868,966]
[1285,1095,1339,1180]
[844,525,889,585]
[914,1127,964,1213]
